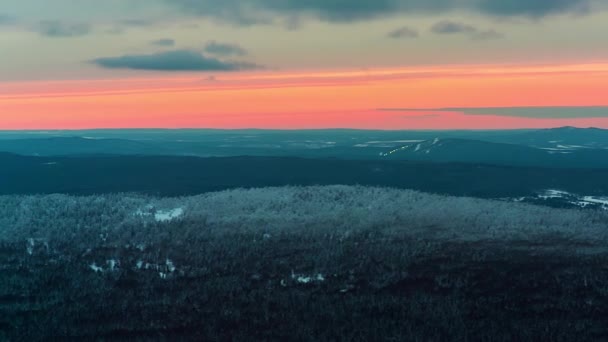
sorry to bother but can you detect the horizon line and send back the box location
[0,126,601,133]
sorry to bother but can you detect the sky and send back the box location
[1,0,608,130]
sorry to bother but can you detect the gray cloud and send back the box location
[471,29,505,40]
[477,0,591,17]
[431,20,477,34]
[165,0,595,25]
[106,19,161,35]
[203,41,248,57]
[151,38,176,47]
[451,106,608,118]
[91,49,260,71]
[387,26,419,39]
[380,107,608,118]
[0,14,17,26]
[36,20,91,37]
[118,19,157,27]
[431,20,504,40]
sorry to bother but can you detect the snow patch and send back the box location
[582,196,608,206]
[291,271,325,284]
[107,259,119,272]
[25,238,48,255]
[88,259,120,273]
[367,140,423,144]
[380,145,411,157]
[89,263,104,273]
[134,204,155,218]
[538,189,572,199]
[166,259,176,273]
[26,238,35,255]
[154,208,184,222]
[556,144,589,150]
[512,190,608,210]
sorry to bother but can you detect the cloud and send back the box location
[118,19,157,27]
[164,0,596,25]
[0,14,17,26]
[471,29,505,40]
[105,19,162,35]
[476,0,591,17]
[379,107,608,118]
[203,41,248,57]
[36,20,91,37]
[431,20,504,40]
[151,38,176,47]
[91,50,260,71]
[431,20,477,34]
[387,26,419,39]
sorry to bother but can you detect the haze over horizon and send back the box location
[2,1,608,129]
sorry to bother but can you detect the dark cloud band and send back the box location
[166,0,594,24]
[379,107,608,119]
[91,50,260,71]
[430,20,504,40]
[36,20,91,37]
[387,26,419,39]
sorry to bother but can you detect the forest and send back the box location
[2,185,608,340]
[3,153,608,203]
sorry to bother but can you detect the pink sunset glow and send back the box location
[2,62,608,130]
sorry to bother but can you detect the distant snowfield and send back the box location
[538,189,572,199]
[366,140,424,144]
[364,140,425,152]
[582,196,608,206]
[539,143,597,154]
[512,189,608,210]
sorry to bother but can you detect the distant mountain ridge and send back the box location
[0,136,154,156]
[489,126,608,149]
[383,137,608,168]
[1,127,608,168]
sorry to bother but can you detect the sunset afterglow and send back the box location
[2,0,608,129]
[2,62,608,129]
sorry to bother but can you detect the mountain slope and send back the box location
[1,187,608,340]
[0,137,156,156]
[383,138,608,168]
[482,126,608,149]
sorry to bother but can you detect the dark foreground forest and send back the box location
[2,186,608,341]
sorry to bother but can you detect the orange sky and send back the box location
[2,62,608,130]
